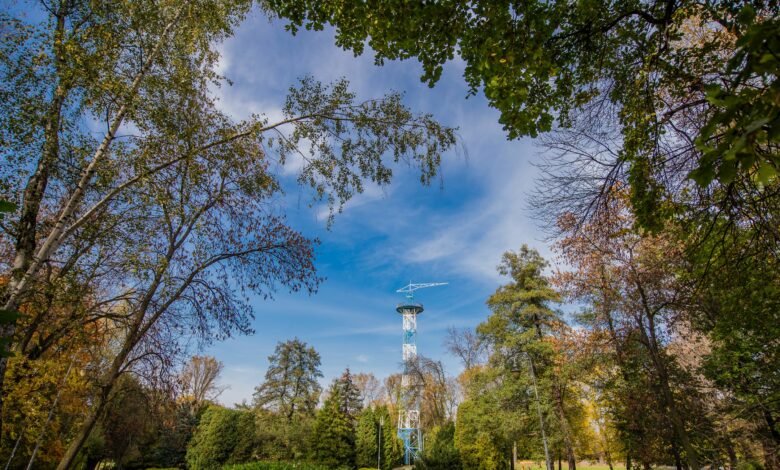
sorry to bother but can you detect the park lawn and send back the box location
[516,462,615,470]
[223,462,348,470]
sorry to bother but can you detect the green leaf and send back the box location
[756,162,778,185]
[0,309,23,325]
[0,200,17,213]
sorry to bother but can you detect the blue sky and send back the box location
[205,9,554,406]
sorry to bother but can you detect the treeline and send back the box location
[0,334,455,469]
[185,339,408,470]
[446,238,777,470]
[415,231,778,470]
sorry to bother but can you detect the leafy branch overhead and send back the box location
[266,0,779,228]
[272,76,456,221]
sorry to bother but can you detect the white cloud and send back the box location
[404,162,550,284]
[355,354,369,363]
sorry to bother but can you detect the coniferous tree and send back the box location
[417,421,463,470]
[254,339,323,421]
[377,405,404,470]
[311,388,356,469]
[355,407,378,469]
[332,368,364,420]
[478,246,581,470]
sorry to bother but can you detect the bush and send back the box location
[186,406,257,470]
[736,461,764,470]
[222,462,348,470]
[415,422,462,470]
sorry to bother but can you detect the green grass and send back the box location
[223,462,348,470]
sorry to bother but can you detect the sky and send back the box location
[204,8,555,407]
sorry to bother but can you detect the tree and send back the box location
[254,338,323,421]
[455,396,511,470]
[265,0,779,226]
[311,387,355,469]
[254,407,314,461]
[555,197,709,470]
[80,375,158,469]
[353,372,382,408]
[185,405,256,470]
[377,404,404,470]
[416,421,463,470]
[331,368,363,420]
[406,355,458,429]
[478,246,580,470]
[180,356,227,409]
[355,407,378,469]
[444,326,486,370]
[1,1,456,452]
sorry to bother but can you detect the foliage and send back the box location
[254,339,323,421]
[378,405,404,470]
[354,407,377,469]
[254,408,315,462]
[416,421,462,470]
[0,354,91,469]
[87,375,159,467]
[310,388,355,469]
[223,461,346,470]
[181,356,227,406]
[186,406,257,470]
[0,0,456,464]
[330,368,363,420]
[455,398,509,470]
[692,15,780,187]
[265,1,779,225]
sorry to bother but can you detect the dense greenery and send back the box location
[223,462,345,470]
[310,389,355,469]
[415,422,462,470]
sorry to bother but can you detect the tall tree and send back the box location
[254,338,323,421]
[354,407,378,469]
[417,421,463,470]
[353,372,382,408]
[311,387,355,469]
[444,327,486,370]
[332,368,363,420]
[185,405,256,470]
[478,246,580,470]
[555,196,709,470]
[180,356,226,409]
[0,0,456,446]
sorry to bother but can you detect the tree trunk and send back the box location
[0,5,187,442]
[725,436,737,470]
[634,281,699,470]
[552,384,576,470]
[56,386,109,470]
[626,452,631,470]
[0,7,68,440]
[672,440,683,470]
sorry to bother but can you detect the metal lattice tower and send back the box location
[395,282,447,465]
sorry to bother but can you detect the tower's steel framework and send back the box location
[396,301,423,464]
[395,282,446,465]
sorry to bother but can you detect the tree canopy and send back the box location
[265,0,779,228]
